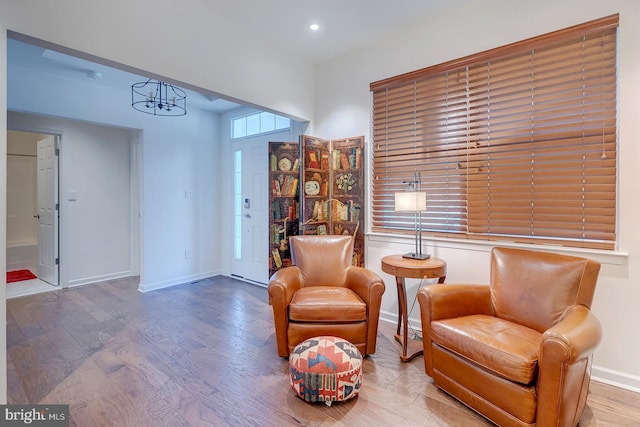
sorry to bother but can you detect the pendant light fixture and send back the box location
[131,79,187,116]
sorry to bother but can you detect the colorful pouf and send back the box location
[289,336,363,406]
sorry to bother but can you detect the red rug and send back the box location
[7,269,37,283]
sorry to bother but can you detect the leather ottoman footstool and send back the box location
[289,336,363,406]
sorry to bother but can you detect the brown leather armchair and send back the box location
[268,235,385,357]
[418,247,602,427]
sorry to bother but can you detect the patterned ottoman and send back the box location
[289,336,363,406]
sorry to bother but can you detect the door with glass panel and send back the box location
[231,130,291,284]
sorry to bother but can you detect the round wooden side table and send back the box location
[381,255,447,362]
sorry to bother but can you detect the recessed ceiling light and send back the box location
[309,24,320,31]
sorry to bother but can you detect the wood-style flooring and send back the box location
[7,276,640,426]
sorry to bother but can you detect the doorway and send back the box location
[230,130,292,284]
[7,113,140,295]
[6,130,59,298]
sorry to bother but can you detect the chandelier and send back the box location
[131,79,187,116]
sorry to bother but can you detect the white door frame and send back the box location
[6,128,61,286]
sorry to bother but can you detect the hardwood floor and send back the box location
[6,276,640,426]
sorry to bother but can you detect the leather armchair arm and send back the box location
[346,266,386,355]
[268,266,302,305]
[541,305,603,362]
[346,266,385,305]
[537,305,602,426]
[267,266,303,356]
[417,283,492,321]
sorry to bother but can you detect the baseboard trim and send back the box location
[380,309,421,330]
[229,273,268,288]
[138,270,221,293]
[592,366,640,393]
[66,270,133,288]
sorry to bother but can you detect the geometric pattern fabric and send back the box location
[289,336,363,406]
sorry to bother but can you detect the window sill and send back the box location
[366,232,628,266]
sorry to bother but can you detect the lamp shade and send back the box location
[394,191,427,212]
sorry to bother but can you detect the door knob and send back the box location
[34,214,40,219]
[245,214,252,218]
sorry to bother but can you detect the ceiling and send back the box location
[7,0,463,115]
[7,38,244,114]
[212,0,460,63]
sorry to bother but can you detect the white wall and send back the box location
[6,59,223,291]
[9,112,133,287]
[314,0,640,391]
[6,131,37,248]
[138,113,222,290]
[6,131,38,274]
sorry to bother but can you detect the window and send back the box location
[232,112,290,138]
[233,150,242,259]
[370,15,618,250]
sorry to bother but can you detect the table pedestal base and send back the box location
[381,255,447,363]
[394,332,423,362]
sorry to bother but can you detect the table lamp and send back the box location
[394,172,429,260]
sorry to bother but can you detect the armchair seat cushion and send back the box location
[432,314,541,384]
[289,287,366,323]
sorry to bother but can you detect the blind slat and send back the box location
[370,16,618,249]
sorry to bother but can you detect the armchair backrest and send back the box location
[490,247,601,332]
[290,235,354,287]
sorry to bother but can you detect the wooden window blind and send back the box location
[370,15,618,250]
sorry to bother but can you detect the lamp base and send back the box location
[402,252,431,260]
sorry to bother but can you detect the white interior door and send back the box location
[231,131,291,284]
[37,135,59,286]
